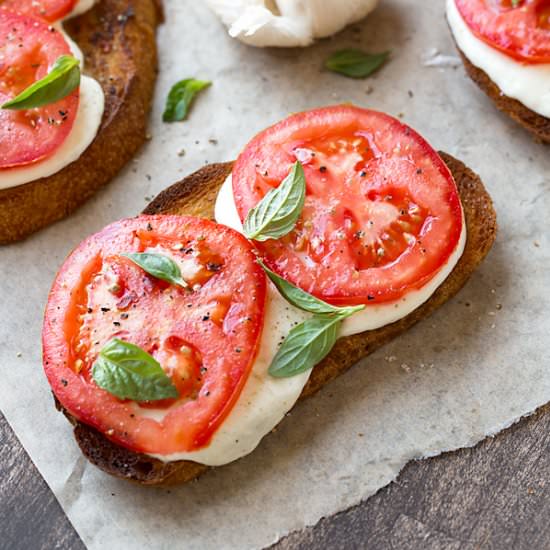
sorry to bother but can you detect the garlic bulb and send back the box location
[206,0,380,48]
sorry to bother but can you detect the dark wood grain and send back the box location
[0,412,84,550]
[274,403,550,550]
[1,404,549,549]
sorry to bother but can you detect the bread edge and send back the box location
[0,0,162,244]
[454,44,550,144]
[61,152,497,486]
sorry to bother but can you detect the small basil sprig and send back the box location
[1,55,80,111]
[269,311,355,378]
[92,339,178,401]
[261,261,361,315]
[243,161,306,242]
[122,252,188,288]
[163,78,211,122]
[325,49,389,79]
[262,262,365,378]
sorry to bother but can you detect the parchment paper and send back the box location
[1,1,549,548]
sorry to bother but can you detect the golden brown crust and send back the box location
[66,152,497,486]
[456,47,550,144]
[0,0,162,244]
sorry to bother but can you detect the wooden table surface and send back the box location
[1,402,548,550]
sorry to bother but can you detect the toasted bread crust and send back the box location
[456,47,550,144]
[0,0,162,244]
[64,152,497,486]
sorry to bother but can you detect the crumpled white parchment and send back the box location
[0,1,549,548]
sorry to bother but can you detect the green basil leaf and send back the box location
[260,260,365,316]
[325,49,389,79]
[269,312,353,378]
[243,161,306,242]
[122,252,188,288]
[1,55,80,111]
[92,339,178,401]
[163,78,211,122]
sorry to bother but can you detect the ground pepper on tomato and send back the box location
[455,0,550,63]
[42,216,267,455]
[0,0,78,22]
[0,9,79,169]
[232,105,464,306]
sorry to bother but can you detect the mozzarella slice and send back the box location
[147,283,310,465]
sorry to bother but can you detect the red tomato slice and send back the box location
[43,216,266,455]
[455,0,550,63]
[0,10,79,169]
[232,105,463,306]
[0,0,78,22]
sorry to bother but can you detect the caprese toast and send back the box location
[43,105,497,485]
[0,0,162,244]
[447,0,550,143]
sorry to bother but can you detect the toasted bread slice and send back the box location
[58,152,497,486]
[0,0,162,244]
[455,47,550,144]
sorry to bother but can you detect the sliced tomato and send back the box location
[455,0,550,62]
[0,10,79,169]
[43,216,266,455]
[0,0,78,22]
[232,105,463,306]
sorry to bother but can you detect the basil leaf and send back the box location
[325,49,389,79]
[1,55,80,111]
[243,161,306,242]
[92,339,178,401]
[260,260,365,316]
[163,78,211,122]
[269,312,352,378]
[122,252,188,288]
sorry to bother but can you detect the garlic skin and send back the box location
[206,0,380,48]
